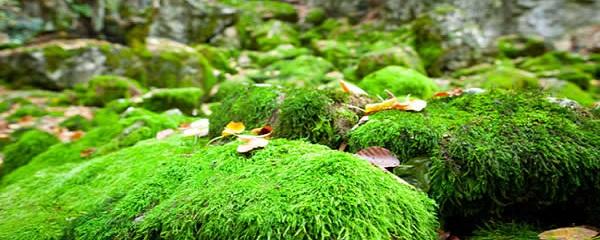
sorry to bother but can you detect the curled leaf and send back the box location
[156,129,176,140]
[365,97,427,114]
[365,98,398,114]
[339,79,368,96]
[356,146,400,169]
[237,135,269,153]
[250,125,273,137]
[222,121,245,137]
[539,226,598,240]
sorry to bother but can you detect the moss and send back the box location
[304,7,327,25]
[410,16,444,75]
[555,68,593,90]
[222,0,298,22]
[548,81,596,106]
[466,66,540,90]
[311,40,355,69]
[140,88,203,115]
[7,104,47,121]
[519,51,586,73]
[195,44,235,73]
[265,55,334,87]
[470,222,539,240]
[496,35,547,59]
[209,76,255,102]
[359,66,439,99]
[0,109,187,187]
[357,45,425,77]
[60,115,93,131]
[0,138,438,239]
[75,75,143,106]
[250,44,311,67]
[0,129,58,177]
[348,90,600,226]
[251,20,300,51]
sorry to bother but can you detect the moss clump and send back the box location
[59,115,93,131]
[0,138,439,239]
[357,46,425,77]
[546,80,595,106]
[311,40,355,69]
[348,90,600,226]
[140,88,203,115]
[7,104,47,121]
[359,66,439,99]
[496,35,547,59]
[466,66,540,90]
[555,68,593,90]
[250,44,311,67]
[250,20,300,51]
[470,222,539,240]
[75,75,143,106]
[210,86,357,147]
[304,7,327,25]
[265,55,334,87]
[0,129,58,177]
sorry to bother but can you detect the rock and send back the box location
[356,45,425,78]
[359,66,439,99]
[554,24,600,54]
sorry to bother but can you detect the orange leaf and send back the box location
[250,125,273,137]
[339,79,367,95]
[80,148,96,158]
[237,135,269,153]
[70,130,85,141]
[364,98,398,114]
[434,91,449,98]
[434,88,463,98]
[539,226,598,240]
[222,121,245,137]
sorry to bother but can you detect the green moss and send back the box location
[555,68,593,90]
[496,35,546,59]
[548,81,595,106]
[209,86,280,136]
[60,115,93,131]
[348,90,600,225]
[195,44,235,73]
[470,222,539,240]
[0,138,438,239]
[251,20,300,51]
[222,0,298,22]
[359,66,439,99]
[305,7,326,25]
[411,16,444,75]
[210,76,255,102]
[140,88,203,115]
[357,45,425,77]
[311,40,355,69]
[75,75,143,106]
[7,104,47,121]
[265,55,334,87]
[250,44,311,67]
[466,66,540,90]
[0,129,58,177]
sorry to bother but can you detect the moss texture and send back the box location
[0,129,59,177]
[359,66,439,99]
[210,86,358,147]
[251,20,300,51]
[76,75,143,106]
[466,66,540,90]
[265,55,334,87]
[356,45,425,77]
[496,35,546,59]
[470,222,539,240]
[0,138,438,240]
[140,88,203,115]
[348,90,600,225]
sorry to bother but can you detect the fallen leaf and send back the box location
[400,99,427,111]
[356,146,400,169]
[58,129,85,142]
[18,115,35,125]
[222,121,245,137]
[250,125,273,137]
[182,118,209,137]
[237,135,269,153]
[434,88,463,98]
[156,129,176,140]
[365,97,427,114]
[80,148,96,158]
[339,79,368,95]
[539,226,598,240]
[365,98,398,114]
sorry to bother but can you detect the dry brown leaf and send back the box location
[80,148,96,158]
[434,88,463,98]
[356,146,400,169]
[156,129,176,140]
[18,115,35,125]
[250,125,273,137]
[365,97,427,114]
[237,135,269,153]
[222,121,245,137]
[539,226,599,240]
[58,129,85,142]
[339,79,368,96]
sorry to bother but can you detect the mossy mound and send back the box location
[140,88,203,115]
[249,44,311,67]
[311,40,355,69]
[250,20,300,51]
[465,66,540,90]
[7,103,47,121]
[75,75,143,106]
[496,35,547,59]
[0,129,58,177]
[356,46,425,77]
[544,80,596,106]
[209,86,358,147]
[348,90,600,226]
[265,55,335,87]
[359,66,439,99]
[0,138,439,239]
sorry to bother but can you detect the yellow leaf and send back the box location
[539,226,598,240]
[339,80,367,95]
[364,98,398,114]
[222,121,245,136]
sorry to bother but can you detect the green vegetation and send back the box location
[359,66,439,98]
[140,88,203,115]
[75,75,143,106]
[0,129,58,177]
[470,222,539,240]
[356,45,425,77]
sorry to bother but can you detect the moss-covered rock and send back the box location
[265,55,335,87]
[7,104,47,121]
[465,66,540,90]
[221,0,297,22]
[359,66,439,99]
[357,46,425,77]
[544,79,596,106]
[210,86,358,147]
[497,35,547,59]
[348,90,600,226]
[75,75,143,106]
[248,44,311,67]
[59,115,93,131]
[250,20,300,51]
[140,88,203,115]
[311,40,356,69]
[304,7,327,25]
[0,138,438,239]
[0,129,58,177]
